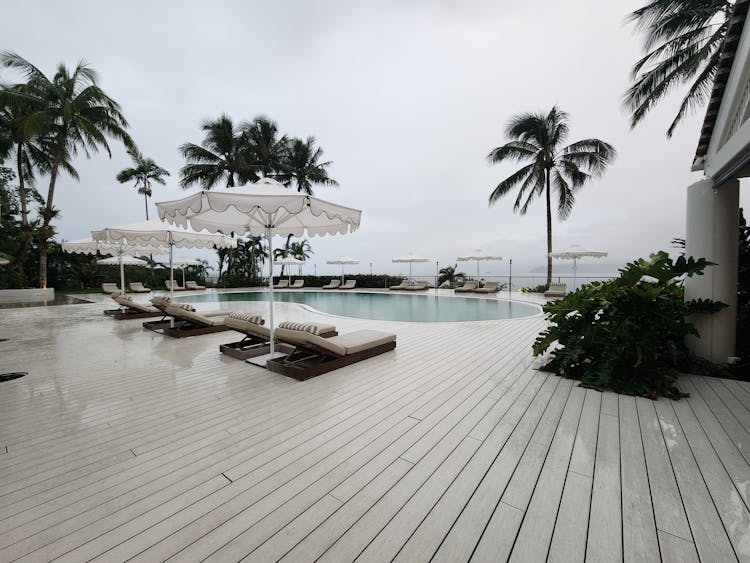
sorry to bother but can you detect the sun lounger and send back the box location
[404,281,429,291]
[159,304,231,338]
[544,283,566,298]
[128,282,151,293]
[474,282,500,293]
[185,280,206,290]
[104,294,162,320]
[322,279,341,290]
[290,279,304,289]
[267,326,397,380]
[102,282,121,294]
[389,279,409,290]
[454,281,477,293]
[220,316,337,360]
[273,279,290,289]
[339,279,357,290]
[165,280,186,291]
[143,298,226,331]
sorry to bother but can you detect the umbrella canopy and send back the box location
[63,238,168,294]
[0,257,9,266]
[392,253,430,279]
[275,255,305,283]
[327,256,360,283]
[156,177,362,358]
[170,258,203,286]
[97,255,148,266]
[549,244,608,289]
[92,219,235,298]
[457,249,502,278]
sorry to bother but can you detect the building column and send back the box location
[684,177,739,362]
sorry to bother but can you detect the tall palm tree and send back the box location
[289,239,313,275]
[626,0,733,137]
[116,148,170,220]
[279,136,339,194]
[240,116,288,179]
[276,136,338,259]
[0,51,134,288]
[487,106,616,285]
[179,114,252,189]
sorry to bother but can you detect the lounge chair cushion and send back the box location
[227,312,265,325]
[275,327,395,357]
[225,316,270,339]
[115,294,133,302]
[165,305,225,326]
[176,303,196,312]
[278,321,336,336]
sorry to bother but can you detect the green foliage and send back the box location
[520,283,549,293]
[533,252,726,399]
[438,264,465,287]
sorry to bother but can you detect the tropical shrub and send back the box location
[532,252,726,399]
[519,284,549,294]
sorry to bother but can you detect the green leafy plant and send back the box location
[533,251,726,399]
[520,283,549,293]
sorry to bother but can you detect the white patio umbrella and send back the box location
[326,256,359,283]
[457,249,502,279]
[91,219,236,299]
[97,255,148,266]
[63,238,168,294]
[156,177,362,358]
[392,253,430,279]
[548,244,608,290]
[275,255,305,283]
[172,257,203,286]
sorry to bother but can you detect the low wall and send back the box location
[0,288,56,304]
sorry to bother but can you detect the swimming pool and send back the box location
[177,290,540,322]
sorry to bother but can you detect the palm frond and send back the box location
[488,162,536,207]
[487,140,539,164]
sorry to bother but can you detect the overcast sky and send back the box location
[4,0,748,278]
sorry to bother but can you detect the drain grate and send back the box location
[0,372,27,382]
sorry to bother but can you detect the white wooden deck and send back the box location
[1,290,749,562]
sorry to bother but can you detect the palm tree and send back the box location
[278,137,339,194]
[0,51,134,287]
[487,106,616,286]
[289,239,313,275]
[116,148,170,220]
[179,114,252,189]
[240,116,288,179]
[626,0,733,137]
[438,264,465,287]
[276,136,338,259]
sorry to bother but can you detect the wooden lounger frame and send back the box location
[266,339,396,381]
[220,328,338,360]
[162,320,231,338]
[104,308,164,320]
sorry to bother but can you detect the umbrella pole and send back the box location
[182,267,185,288]
[169,246,175,327]
[119,252,125,295]
[341,263,344,285]
[573,257,577,291]
[267,228,275,356]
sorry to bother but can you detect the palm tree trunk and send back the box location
[15,143,32,277]
[144,191,149,220]
[39,160,59,288]
[545,169,552,287]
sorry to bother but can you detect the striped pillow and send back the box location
[177,304,195,311]
[278,321,325,335]
[227,313,264,325]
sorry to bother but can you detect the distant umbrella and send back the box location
[327,256,359,283]
[392,253,430,279]
[457,249,502,278]
[549,244,607,289]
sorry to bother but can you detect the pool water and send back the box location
[178,290,540,322]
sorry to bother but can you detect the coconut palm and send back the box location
[626,0,732,137]
[438,264,466,287]
[278,137,339,194]
[116,148,170,220]
[179,114,252,189]
[240,116,288,179]
[0,51,134,288]
[487,106,616,285]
